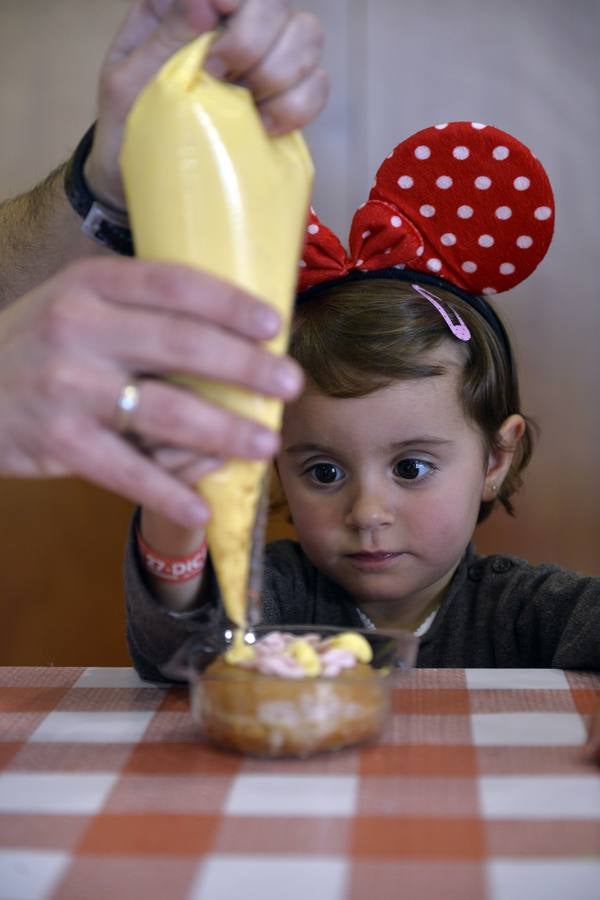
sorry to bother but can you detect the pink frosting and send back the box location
[236,631,363,678]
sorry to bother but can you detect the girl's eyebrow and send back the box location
[388,437,454,450]
[284,442,332,455]
[284,437,454,455]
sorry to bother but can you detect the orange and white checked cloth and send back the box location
[0,667,599,900]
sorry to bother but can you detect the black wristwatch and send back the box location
[63,123,134,256]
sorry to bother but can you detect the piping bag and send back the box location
[120,34,313,631]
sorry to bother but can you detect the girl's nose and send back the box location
[345,488,395,531]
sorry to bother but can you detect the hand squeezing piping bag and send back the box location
[120,34,313,629]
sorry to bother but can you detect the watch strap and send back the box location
[64,123,134,256]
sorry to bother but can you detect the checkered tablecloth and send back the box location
[0,666,598,900]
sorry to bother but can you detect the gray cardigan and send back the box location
[125,532,600,682]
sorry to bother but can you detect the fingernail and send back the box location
[253,306,280,336]
[182,503,209,528]
[275,361,303,395]
[204,54,227,79]
[252,429,279,455]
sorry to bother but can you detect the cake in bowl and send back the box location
[189,625,417,757]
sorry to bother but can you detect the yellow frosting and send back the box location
[224,630,256,665]
[325,633,373,663]
[222,630,374,678]
[286,639,322,676]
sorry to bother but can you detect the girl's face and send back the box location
[277,344,498,625]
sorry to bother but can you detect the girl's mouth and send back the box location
[346,551,402,569]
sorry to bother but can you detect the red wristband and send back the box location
[136,528,208,584]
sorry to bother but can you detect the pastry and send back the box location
[195,630,390,756]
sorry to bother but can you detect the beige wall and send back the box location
[0,0,127,193]
[1,0,598,664]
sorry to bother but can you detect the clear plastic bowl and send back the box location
[184,625,418,758]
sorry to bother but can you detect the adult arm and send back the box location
[0,166,110,308]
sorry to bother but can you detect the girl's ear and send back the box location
[482,414,526,502]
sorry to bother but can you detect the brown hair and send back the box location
[289,278,535,522]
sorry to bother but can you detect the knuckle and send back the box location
[98,65,132,117]
[221,415,255,455]
[306,67,330,105]
[225,33,258,71]
[148,394,191,438]
[152,447,193,471]
[191,275,256,328]
[162,320,201,361]
[39,293,79,348]
[201,409,248,457]
[184,461,219,484]
[141,259,186,300]
[119,453,153,493]
[194,329,261,386]
[224,340,290,395]
[292,49,322,91]
[294,11,325,50]
[287,68,329,123]
[228,291,272,337]
[236,345,269,389]
[40,415,80,464]
[203,281,242,325]
[254,349,280,388]
[37,357,80,403]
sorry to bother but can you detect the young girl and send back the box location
[124,122,600,689]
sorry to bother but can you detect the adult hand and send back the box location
[85,0,328,209]
[0,257,303,526]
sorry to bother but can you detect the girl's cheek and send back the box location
[290,492,338,533]
[401,483,457,526]
[416,480,482,537]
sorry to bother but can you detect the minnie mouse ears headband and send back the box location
[298,121,555,361]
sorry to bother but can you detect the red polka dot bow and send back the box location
[299,121,555,297]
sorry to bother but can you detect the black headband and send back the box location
[296,266,514,376]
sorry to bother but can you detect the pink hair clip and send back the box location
[411,283,471,341]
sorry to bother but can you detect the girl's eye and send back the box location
[393,458,433,481]
[307,463,344,484]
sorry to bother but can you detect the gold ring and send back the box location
[114,380,141,435]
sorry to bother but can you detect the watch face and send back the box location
[81,202,134,256]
